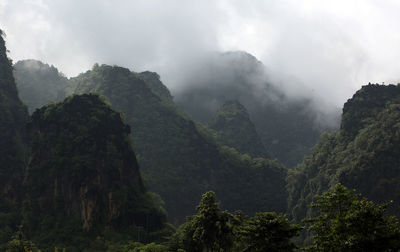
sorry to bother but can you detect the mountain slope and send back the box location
[137,71,174,106]
[287,84,400,221]
[14,60,70,113]
[72,64,288,223]
[0,30,29,247]
[208,100,267,157]
[174,51,332,167]
[23,94,166,249]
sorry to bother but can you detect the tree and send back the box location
[168,191,236,252]
[191,191,236,252]
[306,184,400,251]
[168,191,302,252]
[241,212,301,252]
[5,226,39,252]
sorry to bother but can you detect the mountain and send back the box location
[208,100,267,157]
[71,64,288,223]
[13,59,71,114]
[287,83,400,222]
[136,71,175,106]
[23,94,167,250]
[12,60,289,223]
[174,51,333,167]
[12,52,327,168]
[0,30,29,247]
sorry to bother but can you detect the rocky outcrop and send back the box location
[24,94,165,232]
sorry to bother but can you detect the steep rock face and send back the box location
[72,66,219,222]
[0,30,28,207]
[25,94,164,233]
[208,100,267,157]
[287,84,400,221]
[14,59,70,114]
[72,65,288,223]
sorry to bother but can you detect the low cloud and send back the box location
[1,0,400,113]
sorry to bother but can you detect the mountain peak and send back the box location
[341,83,400,139]
[209,100,267,157]
[25,93,166,233]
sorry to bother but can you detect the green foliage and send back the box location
[136,71,174,106]
[214,145,288,214]
[169,191,300,252]
[21,94,167,251]
[14,60,289,224]
[305,184,400,252]
[125,242,167,252]
[208,100,267,158]
[5,226,39,252]
[168,192,236,252]
[287,84,400,225]
[14,60,70,114]
[13,60,288,243]
[174,51,329,167]
[72,64,288,223]
[242,212,301,252]
[0,30,29,248]
[341,83,400,139]
[190,192,235,252]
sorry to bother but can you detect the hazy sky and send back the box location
[1,0,400,108]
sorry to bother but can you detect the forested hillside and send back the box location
[0,31,173,250]
[71,64,288,223]
[0,30,29,249]
[136,71,175,106]
[5,30,400,250]
[174,51,332,167]
[287,84,400,221]
[13,53,330,168]
[4,0,400,250]
[207,100,267,157]
[14,60,70,113]
[23,94,168,250]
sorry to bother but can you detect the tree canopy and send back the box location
[305,184,400,252]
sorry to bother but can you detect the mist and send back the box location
[1,0,400,117]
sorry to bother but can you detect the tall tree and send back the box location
[169,191,301,252]
[305,184,400,252]
[242,212,301,252]
[169,191,236,252]
[188,191,235,252]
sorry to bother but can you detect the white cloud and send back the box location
[1,0,400,109]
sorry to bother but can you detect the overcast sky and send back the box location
[1,0,400,108]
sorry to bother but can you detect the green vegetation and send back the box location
[14,60,288,225]
[208,100,267,158]
[305,184,400,251]
[287,84,400,223]
[7,28,400,251]
[136,71,174,106]
[174,51,329,167]
[14,60,70,114]
[71,64,288,223]
[23,94,168,250]
[168,191,300,252]
[241,212,301,252]
[0,29,29,250]
[169,186,399,251]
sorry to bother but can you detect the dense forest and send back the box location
[1,28,400,251]
[16,61,289,224]
[287,84,400,223]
